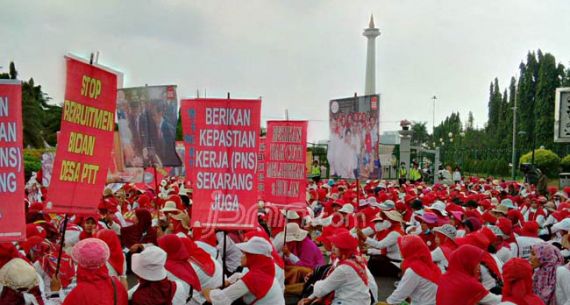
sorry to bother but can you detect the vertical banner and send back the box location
[47,57,118,214]
[181,98,261,230]
[0,80,25,241]
[116,85,181,167]
[257,136,266,199]
[264,121,307,206]
[328,94,380,179]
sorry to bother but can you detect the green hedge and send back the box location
[561,154,570,172]
[520,149,560,178]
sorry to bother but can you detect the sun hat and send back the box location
[433,224,457,240]
[500,199,515,209]
[418,212,438,224]
[491,204,508,215]
[430,201,448,216]
[285,223,308,242]
[281,210,301,220]
[132,246,168,281]
[379,200,395,211]
[383,210,403,223]
[160,201,180,213]
[0,258,38,290]
[552,218,570,233]
[487,225,507,238]
[339,204,354,214]
[71,238,110,269]
[235,236,273,257]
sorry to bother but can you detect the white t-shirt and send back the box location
[386,269,437,305]
[556,265,570,305]
[431,247,449,272]
[365,231,402,262]
[209,278,285,305]
[311,264,371,305]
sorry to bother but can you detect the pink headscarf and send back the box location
[532,243,564,305]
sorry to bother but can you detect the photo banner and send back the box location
[117,85,181,167]
[181,98,261,230]
[264,121,307,206]
[0,80,25,242]
[47,57,118,214]
[328,94,381,179]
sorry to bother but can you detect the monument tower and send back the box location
[363,14,380,95]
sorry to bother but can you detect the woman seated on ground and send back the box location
[281,223,324,286]
[129,246,188,305]
[298,231,370,305]
[203,237,285,305]
[62,238,128,305]
[436,244,501,305]
[386,235,440,305]
[499,258,544,305]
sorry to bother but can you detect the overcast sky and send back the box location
[1,0,570,142]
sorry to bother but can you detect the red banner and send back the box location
[47,57,118,214]
[264,121,307,207]
[181,98,261,230]
[0,80,25,241]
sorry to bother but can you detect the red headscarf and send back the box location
[62,265,128,305]
[456,231,503,283]
[96,229,125,275]
[398,235,441,283]
[131,278,177,305]
[180,237,216,276]
[434,231,457,260]
[0,243,22,268]
[436,245,489,305]
[121,209,157,248]
[241,252,276,299]
[157,235,201,291]
[502,258,545,305]
[244,229,285,269]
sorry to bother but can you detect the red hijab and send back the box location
[436,245,489,305]
[131,278,177,305]
[434,231,457,260]
[180,237,216,276]
[241,252,276,299]
[121,209,157,248]
[0,243,22,268]
[157,234,201,291]
[96,229,124,275]
[62,265,128,305]
[502,258,545,305]
[398,235,441,283]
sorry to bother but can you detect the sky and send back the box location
[1,0,570,143]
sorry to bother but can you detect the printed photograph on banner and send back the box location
[41,151,55,186]
[181,98,261,230]
[117,85,181,168]
[328,94,380,179]
[107,132,143,183]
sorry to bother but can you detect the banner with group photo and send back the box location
[327,94,381,179]
[107,132,144,183]
[264,121,307,206]
[0,80,25,241]
[181,98,261,230]
[47,57,118,214]
[116,85,181,168]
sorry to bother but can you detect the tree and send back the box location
[411,121,429,146]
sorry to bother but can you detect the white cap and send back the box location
[431,201,448,216]
[552,218,570,233]
[235,236,273,257]
[132,246,167,281]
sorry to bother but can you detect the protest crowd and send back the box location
[0,172,568,305]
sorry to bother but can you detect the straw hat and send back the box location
[285,223,308,242]
[491,204,508,215]
[382,210,403,223]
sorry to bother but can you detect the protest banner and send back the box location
[117,85,181,167]
[257,136,266,198]
[47,57,118,214]
[0,80,25,241]
[181,98,261,230]
[264,121,307,206]
[327,94,381,179]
